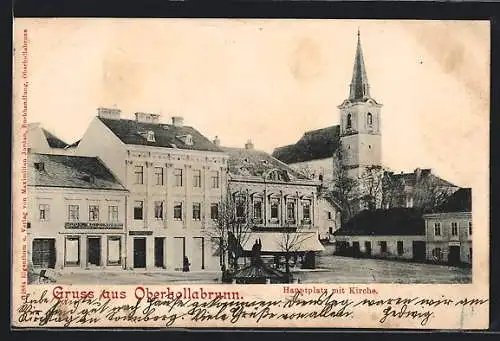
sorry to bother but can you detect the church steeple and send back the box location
[349,29,371,101]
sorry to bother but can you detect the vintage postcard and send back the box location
[11,18,490,329]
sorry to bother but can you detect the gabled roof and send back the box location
[384,169,457,188]
[334,208,425,236]
[98,117,222,153]
[28,153,126,191]
[41,128,68,149]
[435,188,472,213]
[272,125,340,164]
[221,147,310,180]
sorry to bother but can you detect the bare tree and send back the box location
[329,144,359,224]
[204,190,253,273]
[358,165,384,210]
[277,224,315,279]
[413,177,457,213]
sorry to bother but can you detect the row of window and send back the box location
[38,204,119,222]
[433,221,472,237]
[37,198,313,224]
[133,201,218,221]
[132,198,313,223]
[233,197,312,223]
[134,166,220,188]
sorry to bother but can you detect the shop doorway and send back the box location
[87,237,101,266]
[412,241,426,261]
[133,238,146,268]
[32,239,56,268]
[364,241,372,256]
[154,237,165,268]
[448,246,461,265]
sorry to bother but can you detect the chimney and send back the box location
[213,136,220,147]
[415,168,422,181]
[171,116,184,127]
[135,112,161,124]
[245,139,254,150]
[97,107,121,120]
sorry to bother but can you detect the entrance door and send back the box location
[87,237,101,266]
[352,241,360,257]
[154,238,165,268]
[32,239,56,268]
[133,238,146,268]
[173,237,185,271]
[448,246,461,265]
[192,237,205,270]
[364,241,372,256]
[412,241,426,261]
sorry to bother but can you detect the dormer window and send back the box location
[34,162,45,171]
[147,131,155,142]
[176,134,193,146]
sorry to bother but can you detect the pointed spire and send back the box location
[349,29,371,101]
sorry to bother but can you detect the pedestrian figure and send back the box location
[183,256,190,272]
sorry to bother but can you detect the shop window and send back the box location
[65,237,80,266]
[107,236,121,266]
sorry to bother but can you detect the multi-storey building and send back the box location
[27,153,128,271]
[423,188,472,265]
[77,109,228,270]
[219,139,325,268]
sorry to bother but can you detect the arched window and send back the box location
[367,113,373,126]
[346,113,352,129]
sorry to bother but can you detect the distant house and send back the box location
[382,168,459,211]
[27,123,76,155]
[423,188,472,266]
[333,208,426,261]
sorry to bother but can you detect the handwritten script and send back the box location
[15,288,488,328]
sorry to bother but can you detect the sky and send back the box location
[14,19,489,188]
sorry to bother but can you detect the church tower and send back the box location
[338,30,382,179]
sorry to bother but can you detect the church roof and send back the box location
[349,30,371,102]
[271,125,340,164]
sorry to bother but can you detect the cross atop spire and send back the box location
[349,29,371,101]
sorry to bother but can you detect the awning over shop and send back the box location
[242,232,324,253]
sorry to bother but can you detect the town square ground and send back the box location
[48,245,471,285]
